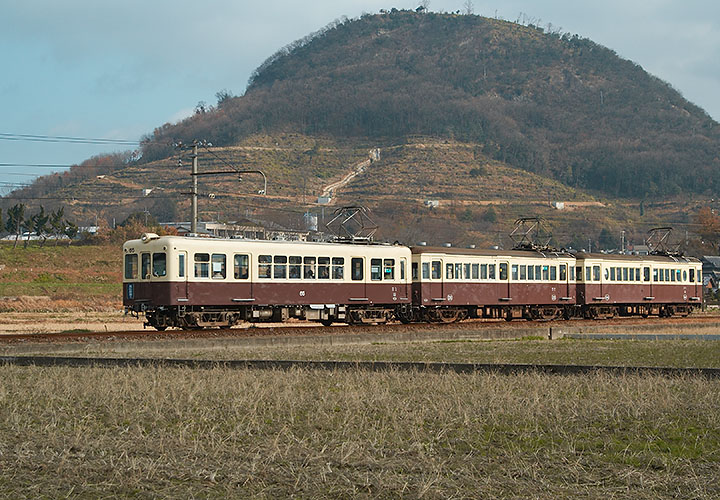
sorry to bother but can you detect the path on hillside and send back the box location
[318,149,380,204]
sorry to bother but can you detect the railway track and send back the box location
[2,355,719,379]
[1,315,719,344]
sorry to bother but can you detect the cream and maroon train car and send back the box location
[123,234,411,330]
[574,252,702,317]
[410,247,576,321]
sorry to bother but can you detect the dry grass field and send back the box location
[2,339,720,498]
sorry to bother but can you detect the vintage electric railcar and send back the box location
[123,234,704,330]
[410,246,577,321]
[574,252,702,318]
[123,233,412,330]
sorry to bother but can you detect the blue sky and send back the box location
[2,0,719,192]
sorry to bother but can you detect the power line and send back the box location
[0,132,139,145]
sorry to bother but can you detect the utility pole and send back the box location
[191,142,198,234]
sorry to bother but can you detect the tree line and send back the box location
[1,204,78,248]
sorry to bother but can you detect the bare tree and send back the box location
[462,0,474,15]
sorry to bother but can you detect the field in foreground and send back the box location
[2,339,720,498]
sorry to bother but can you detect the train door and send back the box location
[232,253,253,303]
[561,262,570,300]
[350,257,367,300]
[499,261,510,300]
[430,259,444,302]
[178,251,188,302]
[399,257,409,300]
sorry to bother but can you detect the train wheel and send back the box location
[321,319,333,327]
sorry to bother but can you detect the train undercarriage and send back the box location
[132,301,697,331]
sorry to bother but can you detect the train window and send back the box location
[152,253,167,277]
[383,259,395,280]
[653,268,658,282]
[550,266,557,281]
[178,254,185,278]
[412,262,419,280]
[401,260,406,280]
[676,270,682,282]
[480,264,488,280]
[194,253,210,278]
[489,264,496,280]
[644,267,650,282]
[352,258,364,281]
[318,257,330,279]
[472,263,479,280]
[622,268,628,282]
[542,266,549,281]
[258,255,272,279]
[659,269,665,282]
[212,254,226,279]
[689,269,695,282]
[499,263,508,280]
[635,269,640,281]
[422,262,430,279]
[446,263,454,280]
[511,264,518,281]
[665,269,671,282]
[534,265,542,281]
[124,254,138,280]
[288,256,302,279]
[332,257,345,279]
[593,266,600,282]
[303,257,315,279]
[559,265,566,281]
[141,253,151,279]
[609,268,615,281]
[371,259,382,281]
[575,266,582,281]
[432,261,441,279]
[234,254,249,279]
[683,270,687,282]
[464,263,471,280]
[526,265,533,281]
[585,267,592,281]
[519,265,527,280]
[669,269,675,282]
[273,255,287,279]
[455,263,462,280]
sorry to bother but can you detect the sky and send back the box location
[1,0,719,192]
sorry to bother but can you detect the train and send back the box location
[123,233,703,330]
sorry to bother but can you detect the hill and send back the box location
[3,10,718,252]
[142,10,719,199]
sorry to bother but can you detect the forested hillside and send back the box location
[141,10,719,199]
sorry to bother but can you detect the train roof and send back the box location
[574,252,701,264]
[410,246,574,259]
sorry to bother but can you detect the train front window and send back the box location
[234,254,249,279]
[689,269,695,283]
[511,264,518,281]
[422,262,431,279]
[585,267,591,281]
[152,253,166,277]
[593,265,600,282]
[194,253,210,278]
[559,265,566,281]
[141,253,151,279]
[124,254,138,280]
